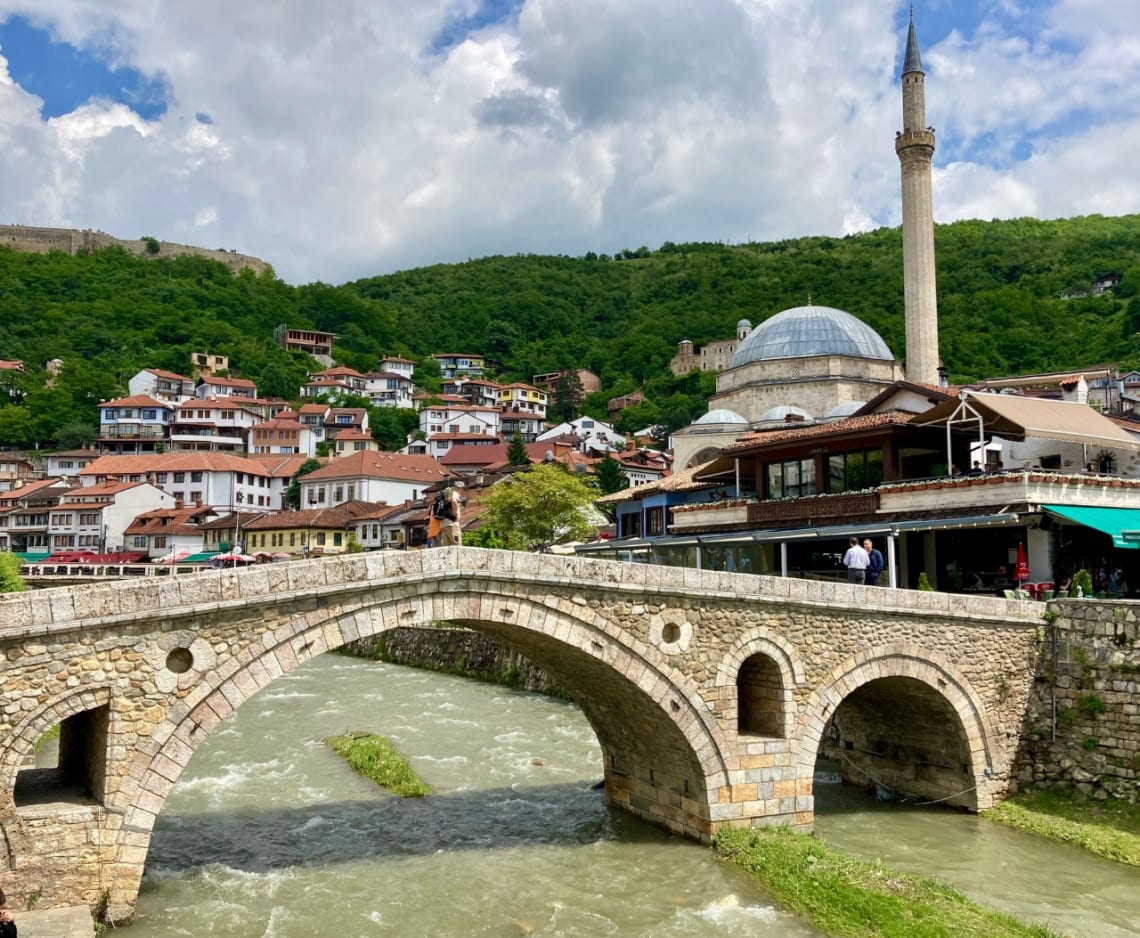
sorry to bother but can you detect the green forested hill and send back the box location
[2,213,1140,448]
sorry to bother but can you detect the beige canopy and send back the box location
[915,390,1140,449]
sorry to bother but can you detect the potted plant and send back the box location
[1072,568,1094,598]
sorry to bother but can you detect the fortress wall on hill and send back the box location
[0,224,270,275]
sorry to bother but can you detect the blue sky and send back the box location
[0,0,1136,283]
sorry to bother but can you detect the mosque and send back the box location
[671,14,940,470]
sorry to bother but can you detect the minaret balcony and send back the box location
[895,129,936,154]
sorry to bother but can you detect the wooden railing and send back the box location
[747,492,880,526]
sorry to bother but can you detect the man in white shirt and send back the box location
[842,536,870,584]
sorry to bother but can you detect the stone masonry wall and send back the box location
[1018,599,1140,801]
[0,225,270,275]
[343,626,564,697]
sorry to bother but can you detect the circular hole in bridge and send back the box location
[662,623,681,644]
[165,648,194,674]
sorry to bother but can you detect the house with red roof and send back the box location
[298,450,453,508]
[97,395,175,455]
[194,375,257,400]
[171,397,263,454]
[123,502,224,560]
[128,368,196,404]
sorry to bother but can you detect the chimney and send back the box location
[175,499,184,509]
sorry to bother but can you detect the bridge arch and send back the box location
[108,588,736,919]
[716,629,805,739]
[796,645,1000,811]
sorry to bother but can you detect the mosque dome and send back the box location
[827,401,866,418]
[694,408,749,425]
[729,305,893,368]
[757,404,813,422]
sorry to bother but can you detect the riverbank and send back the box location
[714,828,1062,938]
[984,788,1140,866]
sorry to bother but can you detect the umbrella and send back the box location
[1015,542,1029,585]
[271,552,291,560]
[215,550,256,564]
[157,549,191,564]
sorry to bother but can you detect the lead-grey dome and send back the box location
[729,305,893,367]
[694,408,749,425]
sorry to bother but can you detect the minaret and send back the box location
[895,10,940,385]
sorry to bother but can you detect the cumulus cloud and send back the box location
[0,0,1136,282]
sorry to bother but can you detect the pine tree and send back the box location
[550,371,584,423]
[507,432,529,466]
[593,455,628,494]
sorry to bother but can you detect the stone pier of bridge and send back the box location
[0,548,1041,921]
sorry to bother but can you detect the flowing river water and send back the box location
[106,654,1139,938]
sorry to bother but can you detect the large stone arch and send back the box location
[795,644,1001,812]
[105,589,736,920]
[715,629,806,739]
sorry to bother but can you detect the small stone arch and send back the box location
[0,686,114,870]
[796,645,1001,811]
[716,629,804,738]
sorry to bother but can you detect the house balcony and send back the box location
[878,471,1140,514]
[99,425,168,441]
[670,500,753,533]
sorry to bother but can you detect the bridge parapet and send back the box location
[0,548,1039,638]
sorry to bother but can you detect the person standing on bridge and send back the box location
[842,536,870,585]
[863,538,885,586]
[436,484,463,547]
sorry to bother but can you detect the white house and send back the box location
[121,502,221,559]
[195,375,258,400]
[170,397,262,453]
[51,481,175,553]
[363,370,415,408]
[537,416,625,454]
[79,452,286,513]
[98,395,175,455]
[43,450,99,479]
[249,415,315,457]
[128,368,196,404]
[298,450,453,508]
[417,402,501,441]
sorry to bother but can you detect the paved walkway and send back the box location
[13,906,95,937]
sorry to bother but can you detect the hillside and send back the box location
[1,213,1140,448]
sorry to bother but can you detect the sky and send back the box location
[0,0,1137,285]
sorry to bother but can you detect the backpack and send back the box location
[433,491,455,521]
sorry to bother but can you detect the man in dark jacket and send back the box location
[863,538,885,586]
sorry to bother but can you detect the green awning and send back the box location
[183,551,221,562]
[1043,505,1140,549]
[14,552,50,562]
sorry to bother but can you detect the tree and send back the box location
[507,432,529,466]
[0,553,26,592]
[0,406,33,447]
[481,464,600,551]
[593,455,628,495]
[549,371,584,423]
[284,458,323,510]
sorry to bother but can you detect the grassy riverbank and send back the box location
[984,788,1140,866]
[326,732,431,797]
[714,828,1062,938]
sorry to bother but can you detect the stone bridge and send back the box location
[0,548,1042,920]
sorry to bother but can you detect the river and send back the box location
[110,654,1139,938]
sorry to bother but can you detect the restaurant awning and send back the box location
[183,551,221,563]
[1042,505,1140,549]
[915,390,1140,449]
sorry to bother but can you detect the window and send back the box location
[191,472,203,483]
[333,533,343,547]
[646,507,666,536]
[59,460,74,469]
[132,536,148,548]
[316,533,326,546]
[766,458,817,499]
[347,485,355,501]
[190,491,202,503]
[826,450,883,493]
[334,486,343,503]
[290,532,296,546]
[79,513,100,525]
[142,409,157,420]
[156,473,168,483]
[154,536,167,549]
[173,472,185,483]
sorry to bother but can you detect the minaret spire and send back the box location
[895,10,940,385]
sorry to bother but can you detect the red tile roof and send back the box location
[302,450,453,484]
[79,453,276,476]
[100,395,170,409]
[724,412,915,453]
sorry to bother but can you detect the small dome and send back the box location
[730,305,893,367]
[736,318,751,329]
[827,401,866,418]
[695,408,749,425]
[757,404,813,422]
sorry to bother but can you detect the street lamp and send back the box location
[233,491,245,567]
